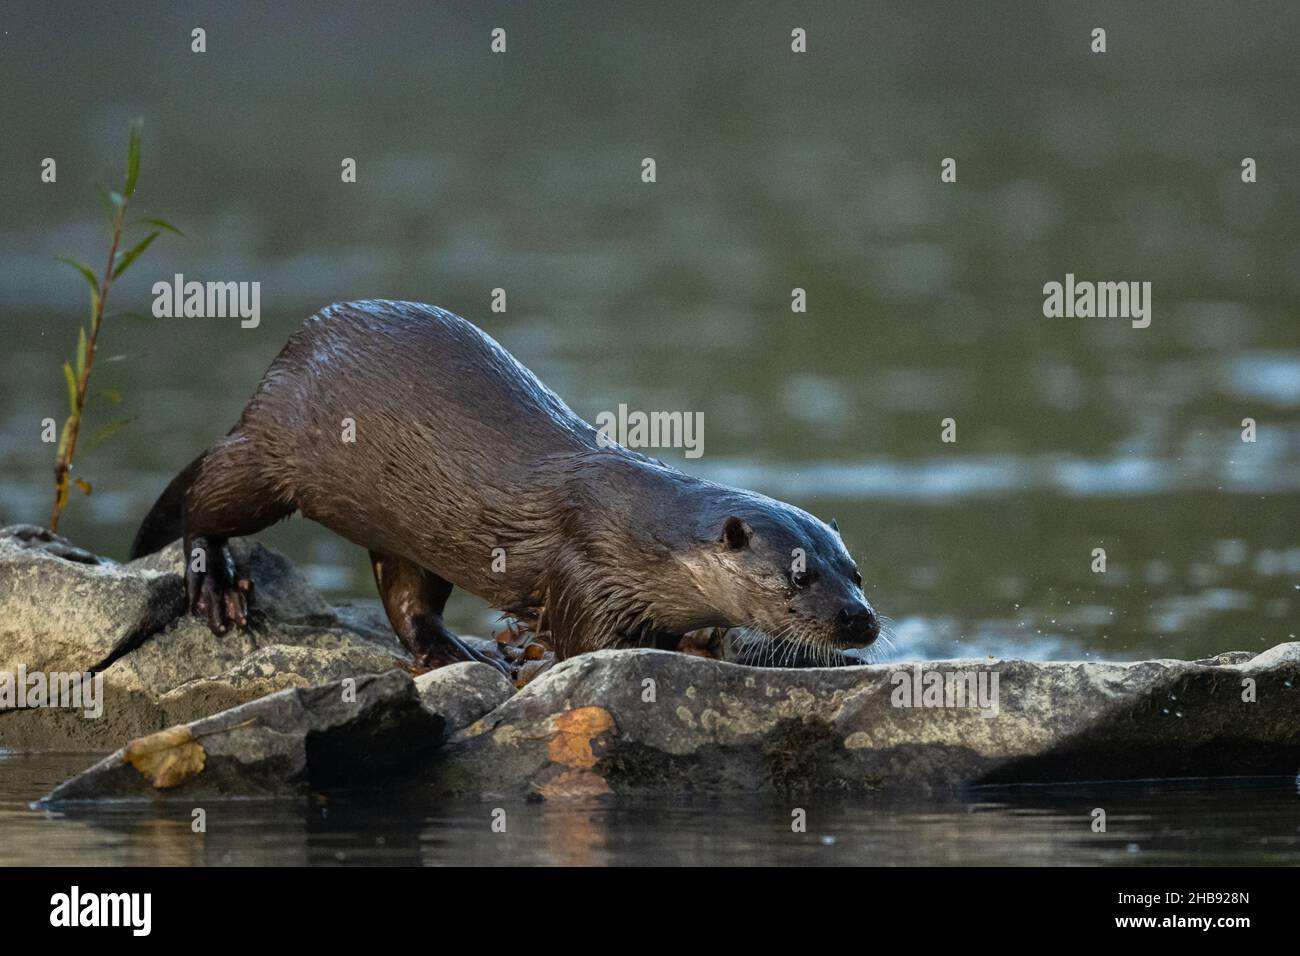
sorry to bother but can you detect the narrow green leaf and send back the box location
[123,119,143,197]
[91,417,136,447]
[58,257,101,317]
[103,353,132,363]
[98,387,122,403]
[118,311,154,323]
[55,417,74,459]
[58,257,99,293]
[62,361,78,412]
[134,217,185,237]
[75,326,88,378]
[112,230,159,279]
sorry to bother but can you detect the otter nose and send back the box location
[838,602,880,643]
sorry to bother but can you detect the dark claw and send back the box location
[183,535,254,637]
[413,636,514,679]
[457,639,514,679]
[222,587,247,629]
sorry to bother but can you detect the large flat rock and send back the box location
[428,644,1300,796]
[39,664,514,802]
[39,671,438,801]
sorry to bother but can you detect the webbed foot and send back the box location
[184,535,254,636]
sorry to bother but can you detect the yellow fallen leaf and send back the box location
[124,725,206,789]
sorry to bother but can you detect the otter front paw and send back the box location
[184,535,254,636]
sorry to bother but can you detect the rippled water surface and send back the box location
[2,754,1299,866]
[1,1,1297,666]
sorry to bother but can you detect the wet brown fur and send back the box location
[132,301,878,666]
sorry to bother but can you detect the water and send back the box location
[2,753,1298,866]
[0,1,1298,862]
[1,1,1297,664]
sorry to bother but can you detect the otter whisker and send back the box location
[778,621,817,669]
[764,624,784,664]
[776,624,803,669]
[733,624,778,668]
[762,622,801,670]
[758,621,795,669]
[788,622,818,668]
[873,613,899,661]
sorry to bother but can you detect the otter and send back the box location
[130,300,881,673]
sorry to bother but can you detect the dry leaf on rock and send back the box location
[547,706,616,769]
[124,725,206,789]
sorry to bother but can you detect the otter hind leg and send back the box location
[181,433,295,635]
[369,551,510,677]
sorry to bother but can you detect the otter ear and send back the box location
[830,517,841,536]
[720,516,752,550]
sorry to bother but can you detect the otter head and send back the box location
[685,497,881,657]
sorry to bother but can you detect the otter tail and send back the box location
[129,453,205,558]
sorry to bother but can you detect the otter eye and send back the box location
[852,569,863,586]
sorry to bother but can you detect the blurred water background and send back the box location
[2,0,1297,663]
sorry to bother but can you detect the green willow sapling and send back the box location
[50,119,183,531]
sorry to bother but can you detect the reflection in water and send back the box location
[4,755,1298,866]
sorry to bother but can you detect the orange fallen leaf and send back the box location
[548,706,616,769]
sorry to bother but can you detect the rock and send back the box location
[9,527,1300,797]
[39,671,440,801]
[0,527,409,751]
[429,644,1300,796]
[0,524,105,565]
[515,657,556,686]
[0,525,182,678]
[415,662,516,733]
